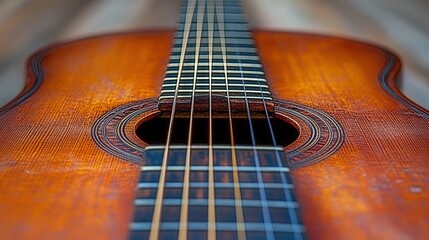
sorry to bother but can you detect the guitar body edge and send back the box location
[0,30,428,239]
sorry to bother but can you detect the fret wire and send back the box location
[162,84,269,89]
[172,48,256,54]
[161,89,272,95]
[178,20,248,25]
[170,55,259,60]
[178,13,247,18]
[172,46,257,52]
[163,82,269,88]
[131,222,304,233]
[136,183,296,193]
[176,78,259,85]
[166,76,265,82]
[173,36,255,43]
[175,31,252,37]
[162,83,269,88]
[146,182,295,189]
[179,6,243,11]
[177,24,249,31]
[180,8,246,15]
[161,89,272,94]
[180,4,243,9]
[164,77,267,82]
[170,48,258,54]
[165,71,265,78]
[164,73,267,79]
[148,0,197,239]
[161,89,270,94]
[165,70,265,76]
[144,144,284,151]
[172,54,258,59]
[173,42,255,48]
[166,70,265,75]
[139,165,292,177]
[141,165,291,173]
[171,50,257,57]
[167,64,260,69]
[167,62,262,67]
[173,38,254,44]
[176,29,251,33]
[159,96,273,101]
[168,58,261,65]
[161,87,272,93]
[135,198,298,209]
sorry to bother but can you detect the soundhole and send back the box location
[136,114,299,147]
[92,98,344,167]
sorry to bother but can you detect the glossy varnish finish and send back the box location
[0,30,428,239]
[0,31,173,239]
[254,32,429,239]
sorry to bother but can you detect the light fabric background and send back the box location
[0,0,428,109]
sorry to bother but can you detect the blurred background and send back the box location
[0,0,428,109]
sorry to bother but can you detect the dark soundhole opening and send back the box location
[136,114,299,147]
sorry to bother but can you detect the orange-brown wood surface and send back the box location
[0,30,428,239]
[0,31,173,240]
[254,32,429,239]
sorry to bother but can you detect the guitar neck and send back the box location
[129,146,305,239]
[158,0,274,113]
[129,1,305,239]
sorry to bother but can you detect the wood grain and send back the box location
[2,0,429,109]
[0,30,173,240]
[0,30,428,239]
[254,31,429,239]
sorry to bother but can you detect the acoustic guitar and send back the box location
[1,0,428,239]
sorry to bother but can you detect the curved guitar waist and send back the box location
[0,29,428,239]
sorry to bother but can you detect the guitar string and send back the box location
[215,0,246,238]
[256,52,305,240]
[234,35,275,240]
[207,0,216,239]
[147,0,303,238]
[148,0,197,239]
[179,0,206,239]
[228,0,304,237]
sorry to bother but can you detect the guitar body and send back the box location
[0,30,428,239]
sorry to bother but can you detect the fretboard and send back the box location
[158,0,274,112]
[129,146,305,240]
[128,0,306,239]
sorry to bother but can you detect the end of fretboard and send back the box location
[158,95,275,115]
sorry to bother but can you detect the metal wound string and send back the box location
[257,61,305,240]
[234,37,275,240]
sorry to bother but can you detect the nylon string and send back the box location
[215,0,246,239]
[148,0,197,239]
[179,0,206,239]
[148,0,304,239]
[207,0,216,239]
